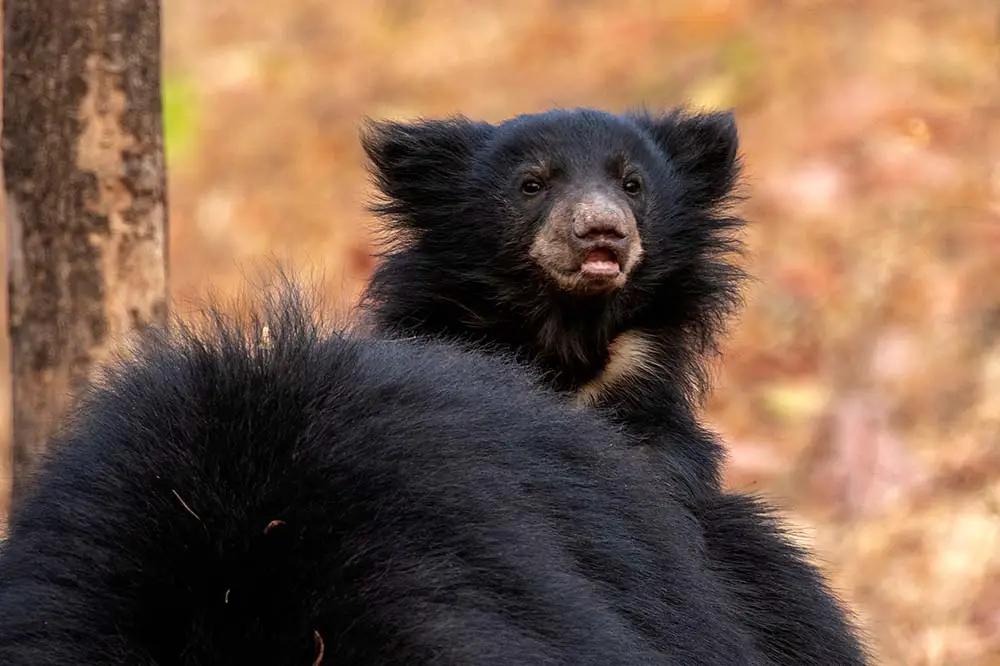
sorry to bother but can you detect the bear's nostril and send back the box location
[575,223,625,240]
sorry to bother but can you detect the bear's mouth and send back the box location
[579,247,621,278]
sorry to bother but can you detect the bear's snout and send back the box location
[528,190,644,295]
[570,195,632,255]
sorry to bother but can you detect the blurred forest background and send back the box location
[1,1,998,664]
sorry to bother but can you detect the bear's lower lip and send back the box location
[580,248,621,277]
[580,260,620,277]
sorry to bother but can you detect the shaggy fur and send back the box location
[359,107,872,665]
[0,286,765,665]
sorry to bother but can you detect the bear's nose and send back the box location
[573,220,626,241]
[569,195,631,254]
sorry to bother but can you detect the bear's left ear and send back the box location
[627,108,741,208]
[361,117,495,228]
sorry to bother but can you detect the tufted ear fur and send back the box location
[361,117,495,230]
[627,108,741,210]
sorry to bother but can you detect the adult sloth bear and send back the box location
[360,107,871,665]
[0,285,762,665]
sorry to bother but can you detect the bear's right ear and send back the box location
[627,108,741,211]
[361,117,494,228]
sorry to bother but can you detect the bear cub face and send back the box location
[362,108,746,392]
[479,112,656,296]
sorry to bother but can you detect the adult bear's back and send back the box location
[0,286,760,665]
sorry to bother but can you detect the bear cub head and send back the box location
[361,107,748,391]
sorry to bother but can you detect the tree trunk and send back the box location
[3,0,169,504]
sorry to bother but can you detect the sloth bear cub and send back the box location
[360,107,871,665]
[361,107,745,495]
[0,287,762,665]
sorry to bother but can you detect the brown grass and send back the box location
[2,1,998,663]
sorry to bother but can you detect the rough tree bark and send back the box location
[3,0,169,504]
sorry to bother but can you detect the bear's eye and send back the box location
[622,178,642,196]
[520,178,543,196]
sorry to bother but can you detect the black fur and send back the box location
[0,285,766,665]
[360,107,872,665]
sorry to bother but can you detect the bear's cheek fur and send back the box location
[527,197,577,272]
